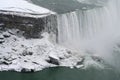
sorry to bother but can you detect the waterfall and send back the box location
[57,0,120,64]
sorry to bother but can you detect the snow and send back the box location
[0,29,84,72]
[0,0,55,17]
[0,28,105,72]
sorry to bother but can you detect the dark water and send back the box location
[0,67,120,80]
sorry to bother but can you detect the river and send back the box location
[0,67,120,80]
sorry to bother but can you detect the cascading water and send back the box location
[57,0,120,69]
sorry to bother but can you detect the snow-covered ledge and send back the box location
[0,13,57,38]
[0,0,55,18]
[0,0,57,38]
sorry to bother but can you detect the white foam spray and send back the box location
[57,0,120,69]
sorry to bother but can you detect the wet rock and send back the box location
[21,68,29,72]
[21,68,34,73]
[77,58,85,65]
[46,56,59,65]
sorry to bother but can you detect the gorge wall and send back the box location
[0,11,57,38]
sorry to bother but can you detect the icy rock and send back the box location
[0,59,12,65]
[47,51,60,65]
[21,50,33,56]
[32,62,39,65]
[0,39,5,44]
[3,55,16,62]
[76,57,85,65]
[0,35,4,39]
[8,29,20,35]
[2,61,12,65]
[47,56,59,65]
[76,65,84,68]
[3,32,11,38]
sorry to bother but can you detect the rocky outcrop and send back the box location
[0,11,57,38]
[47,56,60,65]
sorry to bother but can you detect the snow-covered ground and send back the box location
[0,28,105,72]
[0,28,84,72]
[0,0,55,17]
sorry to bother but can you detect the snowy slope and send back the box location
[0,28,105,72]
[0,0,55,17]
[0,29,85,72]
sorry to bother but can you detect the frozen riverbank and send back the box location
[0,27,105,72]
[0,28,86,72]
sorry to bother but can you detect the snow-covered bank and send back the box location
[0,0,55,18]
[0,28,105,72]
[0,28,83,72]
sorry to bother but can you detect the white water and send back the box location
[57,0,120,68]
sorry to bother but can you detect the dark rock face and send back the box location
[0,13,57,38]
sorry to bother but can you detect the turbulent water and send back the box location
[57,0,120,69]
